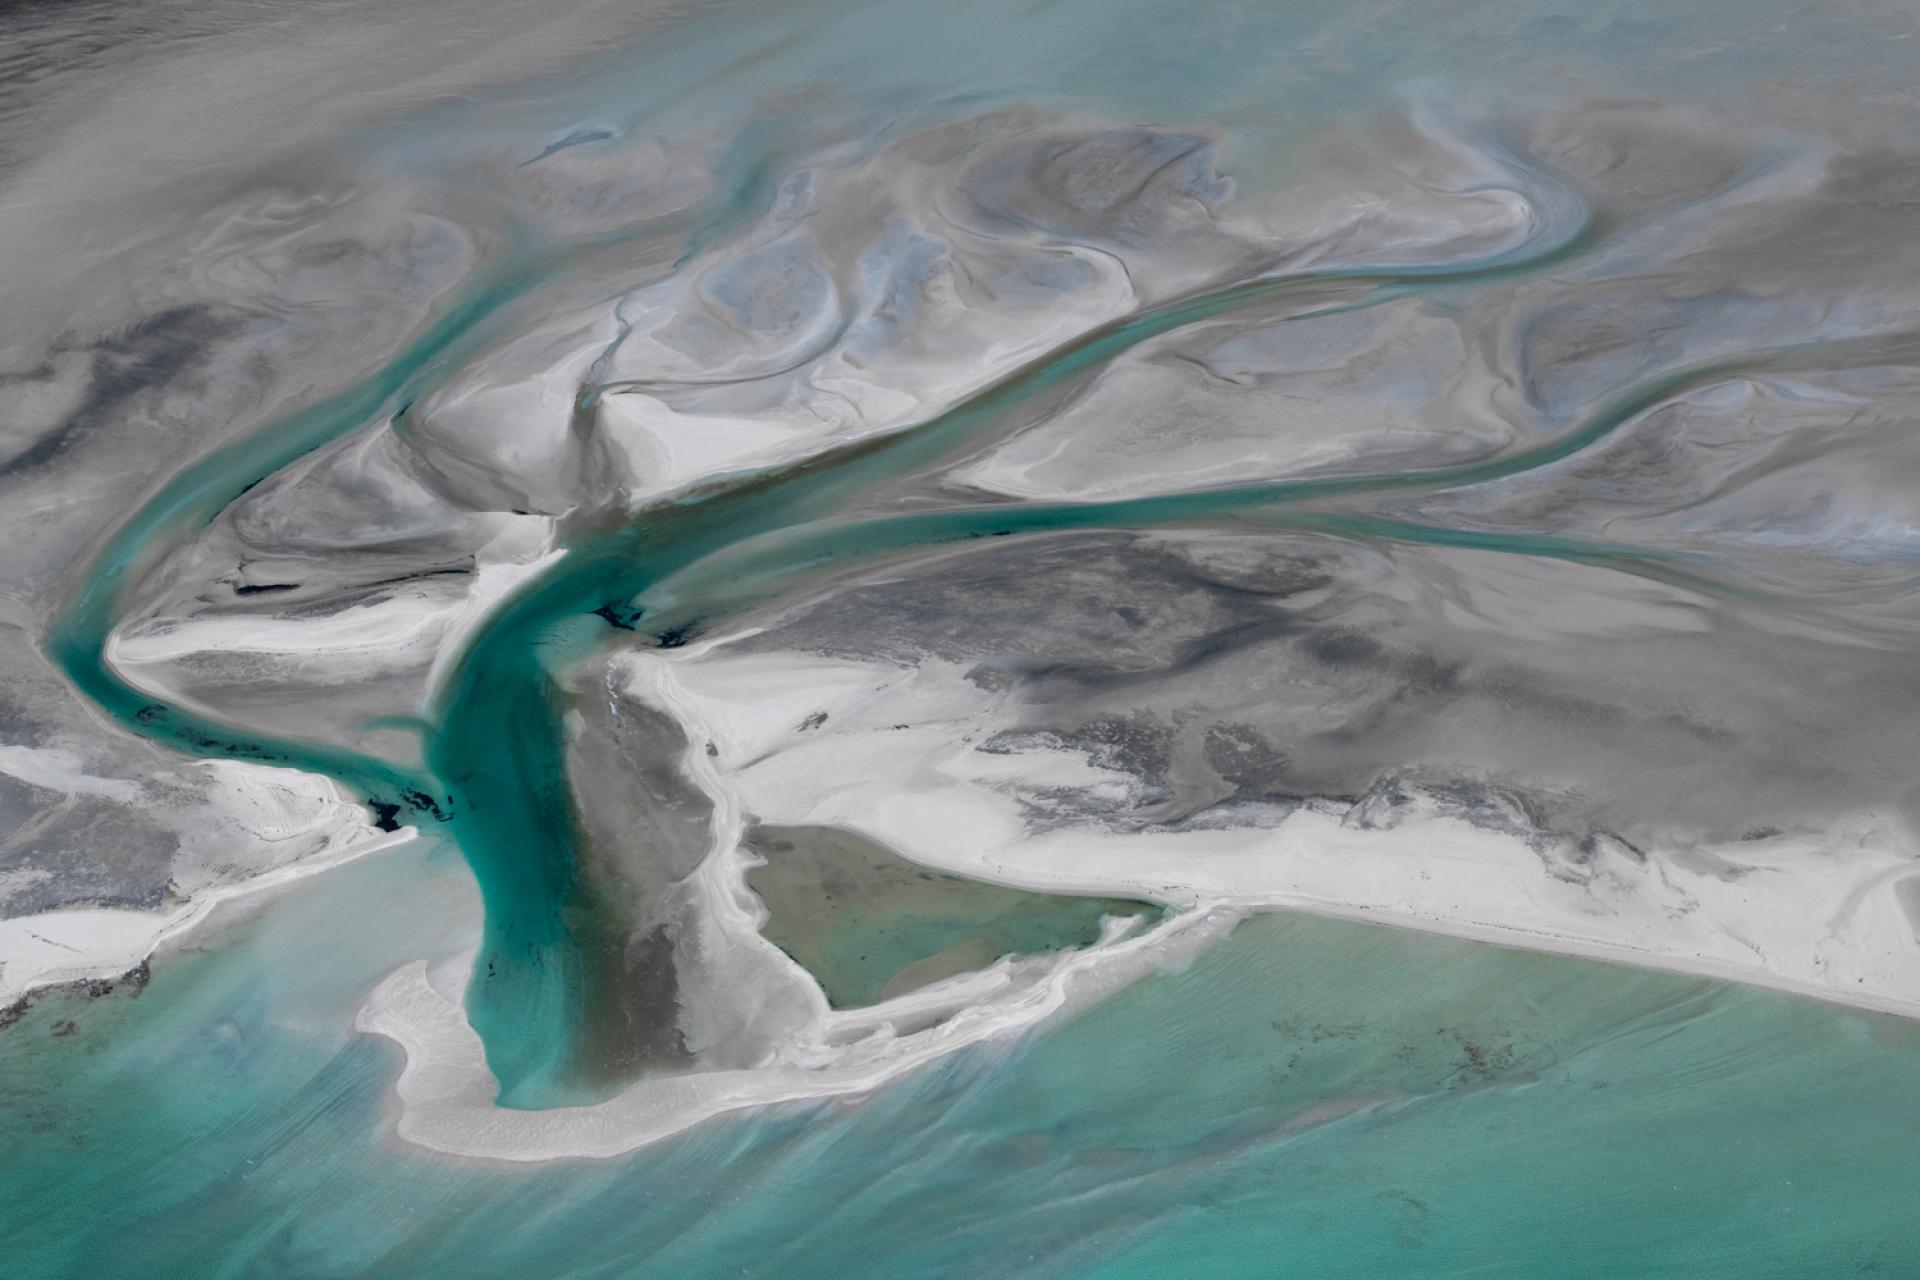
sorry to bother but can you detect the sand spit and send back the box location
[351,641,1920,1162]
[0,794,414,1006]
[668,644,1920,1022]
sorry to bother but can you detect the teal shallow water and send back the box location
[5,847,1918,1279]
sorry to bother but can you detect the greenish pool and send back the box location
[744,824,1157,1008]
[15,3,1920,1271]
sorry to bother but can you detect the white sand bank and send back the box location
[354,639,1920,1164]
[664,645,1920,1021]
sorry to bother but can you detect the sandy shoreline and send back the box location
[1221,887,1920,1024]
[0,813,416,1007]
[351,845,1920,1162]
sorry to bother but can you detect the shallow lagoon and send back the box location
[745,824,1154,1007]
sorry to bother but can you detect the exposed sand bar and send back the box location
[348,640,1920,1162]
[666,645,1920,1023]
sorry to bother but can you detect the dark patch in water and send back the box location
[593,603,640,631]
[233,581,299,596]
[171,723,287,764]
[402,788,450,822]
[369,787,449,831]
[86,959,148,999]
[655,622,700,649]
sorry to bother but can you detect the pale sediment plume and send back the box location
[2,0,1920,1175]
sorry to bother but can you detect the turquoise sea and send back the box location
[7,844,1920,1278]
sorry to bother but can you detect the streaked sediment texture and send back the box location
[4,0,1920,1273]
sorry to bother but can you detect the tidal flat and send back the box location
[4,0,1920,1272]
